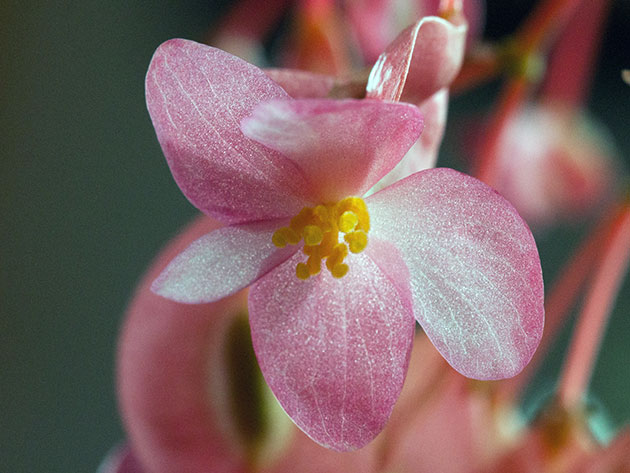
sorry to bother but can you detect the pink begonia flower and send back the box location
[145,38,543,450]
[488,104,617,229]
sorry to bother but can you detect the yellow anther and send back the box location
[314,205,329,222]
[338,211,359,233]
[303,225,323,246]
[326,243,348,271]
[272,231,287,248]
[296,263,310,280]
[331,263,349,278]
[344,230,368,253]
[272,197,370,279]
[307,255,321,275]
[272,227,300,248]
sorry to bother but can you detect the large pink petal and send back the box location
[248,247,415,451]
[265,68,336,98]
[118,216,248,473]
[366,17,466,104]
[241,98,423,202]
[368,89,448,194]
[152,219,297,304]
[146,39,311,224]
[368,168,544,380]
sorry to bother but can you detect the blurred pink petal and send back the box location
[264,68,336,98]
[345,0,441,63]
[491,104,617,229]
[146,39,311,224]
[368,168,544,379]
[383,377,480,472]
[366,16,466,104]
[118,216,251,473]
[151,220,297,303]
[249,248,415,451]
[241,98,424,201]
[578,429,630,473]
[263,428,377,473]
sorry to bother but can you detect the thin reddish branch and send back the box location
[474,77,528,186]
[516,0,583,53]
[558,201,630,408]
[451,48,501,95]
[541,0,612,106]
[497,202,622,403]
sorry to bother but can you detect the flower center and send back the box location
[272,197,370,280]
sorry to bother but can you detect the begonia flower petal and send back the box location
[366,17,466,104]
[368,168,544,380]
[152,220,297,303]
[241,98,424,201]
[264,429,377,473]
[265,68,336,98]
[248,249,415,451]
[146,39,311,224]
[369,89,448,194]
[119,216,249,473]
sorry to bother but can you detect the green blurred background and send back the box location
[1,1,629,471]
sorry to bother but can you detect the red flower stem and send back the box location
[516,0,583,53]
[210,0,292,40]
[541,0,612,107]
[558,201,630,409]
[497,202,621,403]
[474,77,528,186]
[451,49,501,95]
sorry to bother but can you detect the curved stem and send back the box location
[474,77,528,186]
[497,202,621,403]
[516,0,583,53]
[558,202,630,408]
[541,0,612,106]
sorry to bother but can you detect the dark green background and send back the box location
[1,1,629,471]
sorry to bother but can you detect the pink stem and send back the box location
[541,0,612,106]
[474,78,528,186]
[211,0,293,40]
[558,202,630,408]
[516,0,583,53]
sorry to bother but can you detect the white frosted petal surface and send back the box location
[249,251,415,451]
[368,168,544,380]
[152,220,296,303]
[146,39,310,224]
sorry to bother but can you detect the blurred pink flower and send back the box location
[144,39,543,450]
[489,104,617,229]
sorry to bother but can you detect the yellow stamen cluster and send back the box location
[272,197,370,280]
